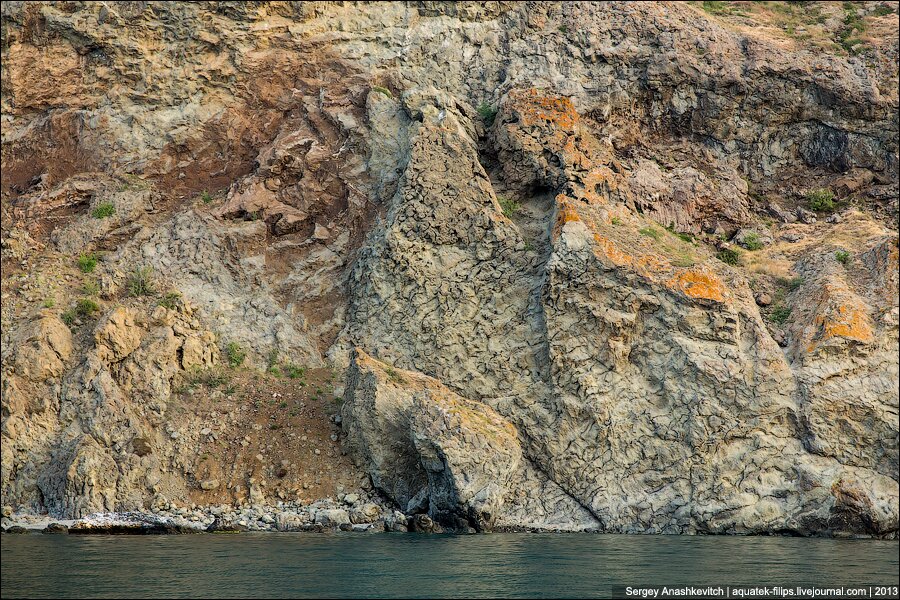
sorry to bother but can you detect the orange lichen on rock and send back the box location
[507,88,579,130]
[805,280,876,352]
[817,302,874,345]
[665,269,727,303]
[553,195,582,240]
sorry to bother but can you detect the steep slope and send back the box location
[1,1,897,536]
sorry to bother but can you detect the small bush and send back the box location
[611,217,622,226]
[806,189,835,212]
[776,276,804,292]
[639,227,662,241]
[835,250,851,265]
[75,298,100,317]
[42,298,55,309]
[77,253,98,273]
[371,85,393,99]
[498,197,521,218]
[61,310,76,326]
[126,266,156,297]
[283,364,305,379]
[225,342,246,368]
[558,24,568,33]
[200,190,212,204]
[477,103,498,126]
[743,232,763,251]
[716,248,741,266]
[770,305,792,326]
[91,202,115,219]
[81,280,100,296]
[157,291,182,309]
[385,366,405,384]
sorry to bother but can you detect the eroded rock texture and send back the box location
[2,1,898,535]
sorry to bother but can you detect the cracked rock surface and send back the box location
[2,1,897,536]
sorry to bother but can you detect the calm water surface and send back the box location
[2,533,897,598]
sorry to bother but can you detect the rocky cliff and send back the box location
[1,1,898,536]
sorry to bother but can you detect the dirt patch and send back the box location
[165,365,364,506]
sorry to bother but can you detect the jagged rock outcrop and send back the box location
[1,1,898,534]
[343,349,599,531]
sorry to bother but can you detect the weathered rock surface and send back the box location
[1,1,898,535]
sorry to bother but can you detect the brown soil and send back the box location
[166,365,365,507]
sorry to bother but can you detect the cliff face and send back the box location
[1,1,898,536]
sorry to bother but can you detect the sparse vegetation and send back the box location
[477,102,498,126]
[81,280,100,296]
[372,85,393,99]
[835,250,851,265]
[61,310,76,326]
[77,253,98,273]
[225,342,246,368]
[385,366,405,384]
[184,368,231,391]
[639,227,662,241]
[776,276,804,292]
[743,232,763,251]
[665,223,694,243]
[716,248,741,266]
[200,190,212,204]
[126,266,156,297]
[91,202,115,219]
[611,217,622,226]
[157,291,182,309]
[42,298,55,309]
[284,364,305,379]
[701,1,727,15]
[558,24,569,33]
[75,298,100,317]
[498,197,521,218]
[806,188,835,212]
[770,305,792,326]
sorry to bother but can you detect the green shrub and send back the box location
[558,24,568,33]
[157,291,182,309]
[91,202,115,219]
[42,298,55,309]
[477,103,498,126]
[611,217,621,226]
[75,298,99,317]
[61,310,76,326]
[498,197,521,218]
[283,364,305,379]
[77,253,98,273]
[835,250,851,265]
[200,190,212,204]
[770,305,792,325]
[126,266,156,297]
[807,188,835,212]
[225,342,246,368]
[743,232,763,251]
[716,248,741,266]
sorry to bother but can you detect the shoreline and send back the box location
[3,511,896,540]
